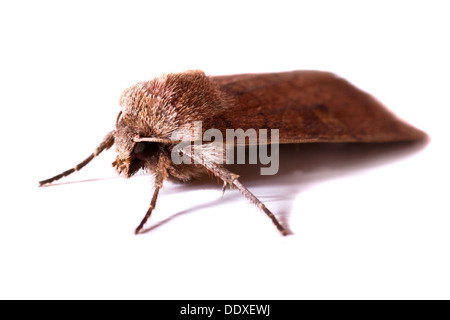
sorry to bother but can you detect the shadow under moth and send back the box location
[39,70,426,235]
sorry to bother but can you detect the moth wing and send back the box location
[210,71,426,144]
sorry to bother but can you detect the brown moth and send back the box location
[39,70,426,235]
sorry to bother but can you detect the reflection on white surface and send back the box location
[142,141,428,234]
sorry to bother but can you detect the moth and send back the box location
[39,70,426,235]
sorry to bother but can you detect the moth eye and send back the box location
[133,142,158,160]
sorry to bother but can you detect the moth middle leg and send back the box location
[135,173,164,234]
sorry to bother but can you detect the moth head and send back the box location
[111,70,224,180]
[112,112,163,177]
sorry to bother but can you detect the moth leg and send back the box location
[221,181,227,196]
[39,131,115,186]
[183,148,288,235]
[212,165,288,236]
[135,173,164,234]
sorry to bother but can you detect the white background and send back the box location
[1,1,449,299]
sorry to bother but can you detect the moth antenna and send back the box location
[133,135,181,144]
[39,131,115,187]
[135,172,164,234]
[115,110,122,125]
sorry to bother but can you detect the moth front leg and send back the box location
[39,131,115,186]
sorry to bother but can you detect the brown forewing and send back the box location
[210,71,426,144]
